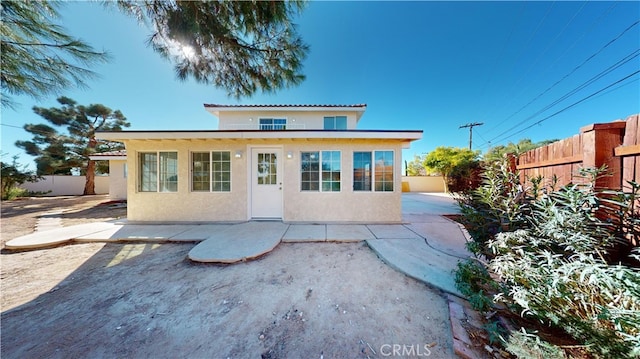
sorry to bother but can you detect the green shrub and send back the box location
[455,159,530,258]
[2,187,28,200]
[454,259,499,313]
[504,328,566,359]
[455,160,640,358]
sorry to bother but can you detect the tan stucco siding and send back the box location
[218,111,358,130]
[282,141,403,223]
[124,139,248,222]
[122,138,405,223]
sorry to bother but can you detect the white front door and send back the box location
[251,148,283,219]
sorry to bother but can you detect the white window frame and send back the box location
[300,150,342,192]
[138,151,178,193]
[190,151,232,192]
[259,118,287,130]
[353,150,395,192]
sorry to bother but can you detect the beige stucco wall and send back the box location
[218,110,359,130]
[108,159,128,200]
[122,138,404,223]
[401,176,446,192]
[124,140,248,222]
[282,140,403,223]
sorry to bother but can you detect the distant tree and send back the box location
[115,1,309,98]
[1,154,40,200]
[406,155,427,176]
[0,1,109,109]
[16,97,130,195]
[484,138,558,163]
[424,147,480,192]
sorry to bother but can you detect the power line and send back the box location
[483,1,588,126]
[489,69,640,145]
[486,49,640,145]
[480,2,556,124]
[483,17,640,137]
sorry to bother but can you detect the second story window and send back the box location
[259,118,286,130]
[323,116,347,130]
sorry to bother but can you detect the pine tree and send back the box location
[16,97,130,195]
[0,1,109,109]
[116,0,309,98]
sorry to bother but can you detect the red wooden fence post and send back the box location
[580,121,626,190]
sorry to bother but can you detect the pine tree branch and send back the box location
[3,40,107,56]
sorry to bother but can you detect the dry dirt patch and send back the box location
[2,242,454,358]
[1,196,455,358]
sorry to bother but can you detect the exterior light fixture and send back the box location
[287,151,293,159]
[235,150,243,158]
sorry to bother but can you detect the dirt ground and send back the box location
[1,196,455,358]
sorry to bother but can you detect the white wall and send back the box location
[218,110,359,130]
[20,175,110,196]
[108,160,128,200]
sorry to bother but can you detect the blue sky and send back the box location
[2,1,639,167]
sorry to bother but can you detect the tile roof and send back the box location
[203,104,367,108]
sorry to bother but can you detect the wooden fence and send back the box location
[517,114,640,191]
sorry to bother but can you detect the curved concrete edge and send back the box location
[4,222,119,250]
[366,237,464,298]
[188,238,282,264]
[188,222,289,263]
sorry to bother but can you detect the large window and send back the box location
[139,151,178,192]
[353,151,394,192]
[353,152,371,191]
[259,118,286,130]
[323,116,347,130]
[374,151,394,191]
[191,151,231,192]
[301,151,341,192]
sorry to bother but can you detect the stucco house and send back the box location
[96,104,422,223]
[89,150,128,200]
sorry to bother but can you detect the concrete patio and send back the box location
[4,193,471,296]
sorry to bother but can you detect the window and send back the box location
[257,153,277,185]
[259,118,286,130]
[323,116,347,130]
[353,151,394,192]
[301,151,341,192]
[301,152,319,191]
[191,151,231,192]
[353,152,371,191]
[139,151,178,192]
[191,152,210,191]
[374,151,394,191]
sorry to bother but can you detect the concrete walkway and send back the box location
[4,192,472,296]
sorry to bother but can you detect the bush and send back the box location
[455,159,640,358]
[504,328,566,359]
[454,259,499,313]
[454,159,530,258]
[2,187,29,200]
[447,160,483,194]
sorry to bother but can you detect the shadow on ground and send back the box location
[1,241,455,358]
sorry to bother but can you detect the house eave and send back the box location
[88,155,127,161]
[95,130,423,142]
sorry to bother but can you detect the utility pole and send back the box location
[459,122,484,150]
